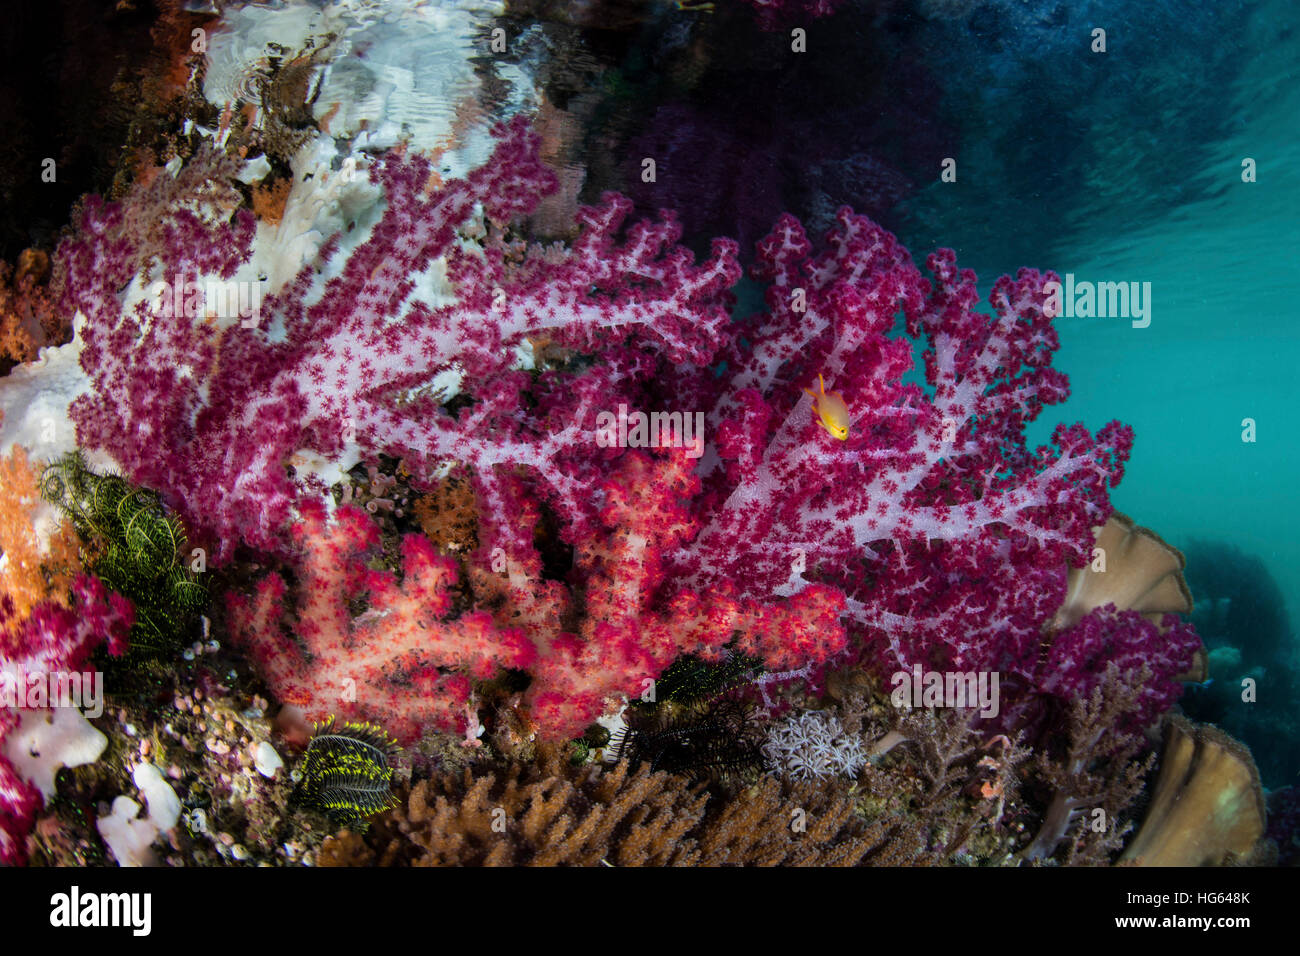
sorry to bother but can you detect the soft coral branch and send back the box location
[64,117,740,563]
[671,207,1135,688]
[472,448,846,739]
[226,500,534,745]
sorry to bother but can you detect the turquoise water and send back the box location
[897,0,1299,636]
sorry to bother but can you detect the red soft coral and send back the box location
[226,501,534,745]
[475,448,847,739]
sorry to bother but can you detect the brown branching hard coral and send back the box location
[320,746,706,866]
[319,743,916,867]
[1020,664,1155,865]
[1119,715,1267,866]
[321,677,1055,867]
[694,776,896,866]
[315,665,1246,868]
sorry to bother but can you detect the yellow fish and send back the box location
[803,374,850,440]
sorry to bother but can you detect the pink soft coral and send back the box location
[230,448,844,744]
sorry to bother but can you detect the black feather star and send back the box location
[612,696,767,782]
[297,718,399,827]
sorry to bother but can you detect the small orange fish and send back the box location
[803,374,850,440]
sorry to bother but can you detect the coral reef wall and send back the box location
[0,0,1289,871]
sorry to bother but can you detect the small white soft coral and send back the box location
[762,710,868,781]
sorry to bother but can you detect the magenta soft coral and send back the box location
[62,117,740,564]
[1038,607,1201,732]
[225,500,534,746]
[669,207,1138,694]
[61,107,1193,744]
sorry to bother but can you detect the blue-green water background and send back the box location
[893,0,1299,642]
